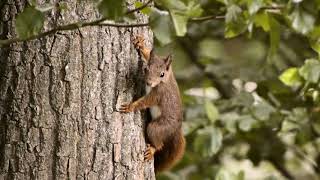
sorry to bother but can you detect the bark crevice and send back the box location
[0,0,155,179]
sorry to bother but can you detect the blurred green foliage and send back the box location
[153,0,320,179]
[12,0,320,179]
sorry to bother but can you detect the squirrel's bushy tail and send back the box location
[154,131,185,173]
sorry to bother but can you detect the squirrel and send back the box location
[119,35,185,173]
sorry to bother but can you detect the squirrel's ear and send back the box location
[164,54,172,70]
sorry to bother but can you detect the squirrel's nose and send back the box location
[146,82,151,86]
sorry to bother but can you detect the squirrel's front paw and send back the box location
[119,103,133,113]
[133,35,145,50]
[144,144,156,161]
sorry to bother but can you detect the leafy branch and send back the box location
[0,0,152,47]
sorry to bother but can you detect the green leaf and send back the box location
[254,12,270,32]
[310,39,320,56]
[225,22,247,38]
[157,0,187,10]
[157,0,203,37]
[225,4,242,23]
[193,126,222,157]
[182,119,205,136]
[309,26,320,39]
[224,4,246,38]
[215,168,232,180]
[299,59,320,83]
[231,91,254,107]
[149,8,174,45]
[247,0,264,15]
[98,0,125,20]
[238,115,256,131]
[220,112,239,133]
[216,0,229,5]
[279,67,303,87]
[215,169,245,180]
[289,7,315,34]
[170,10,188,36]
[134,1,151,15]
[267,16,280,62]
[237,171,245,180]
[204,101,219,124]
[15,6,45,39]
[251,101,275,121]
[185,0,203,18]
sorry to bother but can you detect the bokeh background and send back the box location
[153,0,320,179]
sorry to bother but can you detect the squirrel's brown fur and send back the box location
[120,35,185,173]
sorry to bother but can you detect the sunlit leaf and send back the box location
[157,0,187,10]
[299,59,320,83]
[309,26,320,39]
[149,8,174,45]
[16,6,45,39]
[238,115,256,131]
[231,92,254,107]
[204,101,219,124]
[98,0,125,20]
[224,4,247,38]
[193,126,222,157]
[310,39,320,56]
[186,0,203,18]
[134,1,151,15]
[220,112,239,133]
[225,22,247,38]
[289,7,315,34]
[182,120,204,136]
[251,101,275,121]
[279,67,303,87]
[215,168,232,180]
[225,4,242,23]
[215,168,245,180]
[184,87,220,100]
[170,10,188,36]
[247,0,264,15]
[254,12,270,32]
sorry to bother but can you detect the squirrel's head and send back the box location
[144,49,172,88]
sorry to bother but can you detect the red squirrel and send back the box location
[119,35,185,173]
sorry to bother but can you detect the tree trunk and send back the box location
[0,0,155,179]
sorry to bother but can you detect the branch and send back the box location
[190,15,225,22]
[126,0,153,14]
[0,0,153,47]
[269,159,294,180]
[0,22,149,46]
[99,22,149,27]
[190,5,284,22]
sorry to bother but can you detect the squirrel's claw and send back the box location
[133,35,145,50]
[119,103,132,113]
[144,144,156,161]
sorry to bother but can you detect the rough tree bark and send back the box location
[0,0,155,179]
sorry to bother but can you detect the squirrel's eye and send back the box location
[160,72,165,78]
